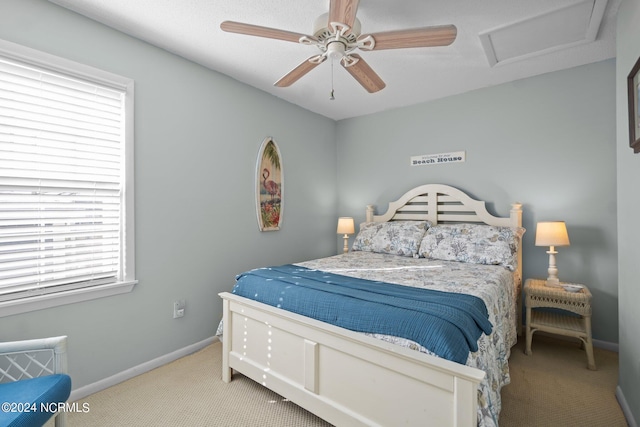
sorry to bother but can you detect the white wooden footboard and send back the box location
[220,292,484,427]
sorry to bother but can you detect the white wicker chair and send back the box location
[0,336,70,427]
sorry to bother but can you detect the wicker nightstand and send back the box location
[524,278,596,370]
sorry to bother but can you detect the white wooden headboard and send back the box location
[365,183,522,228]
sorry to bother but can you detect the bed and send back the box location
[218,184,523,427]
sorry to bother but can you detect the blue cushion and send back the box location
[0,374,71,427]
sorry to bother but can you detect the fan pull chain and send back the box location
[330,58,335,100]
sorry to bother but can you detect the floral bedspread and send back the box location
[295,251,518,427]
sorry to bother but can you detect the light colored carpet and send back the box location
[501,336,627,427]
[64,341,331,427]
[56,336,627,426]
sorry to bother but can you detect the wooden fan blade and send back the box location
[365,25,457,50]
[274,56,326,87]
[220,21,308,43]
[341,54,385,93]
[329,0,360,31]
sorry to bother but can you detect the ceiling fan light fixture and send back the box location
[327,41,346,60]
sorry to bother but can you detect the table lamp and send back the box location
[336,217,355,254]
[535,221,570,287]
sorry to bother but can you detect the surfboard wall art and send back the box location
[255,137,283,231]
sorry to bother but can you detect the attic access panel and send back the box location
[479,0,608,66]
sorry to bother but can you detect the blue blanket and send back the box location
[232,264,493,364]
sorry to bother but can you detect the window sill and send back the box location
[0,280,138,318]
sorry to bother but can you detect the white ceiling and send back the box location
[48,0,620,121]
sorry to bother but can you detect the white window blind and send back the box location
[0,53,129,303]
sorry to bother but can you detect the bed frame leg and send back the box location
[222,366,232,383]
[222,299,232,383]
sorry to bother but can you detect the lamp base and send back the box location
[545,249,562,287]
[545,277,562,288]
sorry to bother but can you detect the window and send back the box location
[0,39,135,317]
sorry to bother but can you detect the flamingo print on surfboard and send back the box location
[256,137,283,231]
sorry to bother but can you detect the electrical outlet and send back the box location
[173,299,185,318]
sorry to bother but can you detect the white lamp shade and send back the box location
[337,217,355,235]
[535,221,570,247]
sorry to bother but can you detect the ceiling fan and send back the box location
[220,0,457,93]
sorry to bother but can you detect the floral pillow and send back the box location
[418,223,525,270]
[352,221,431,257]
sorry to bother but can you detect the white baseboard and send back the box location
[69,336,218,402]
[530,331,619,352]
[593,338,619,352]
[616,386,638,427]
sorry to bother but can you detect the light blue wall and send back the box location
[0,0,337,388]
[616,0,640,424]
[336,59,618,343]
